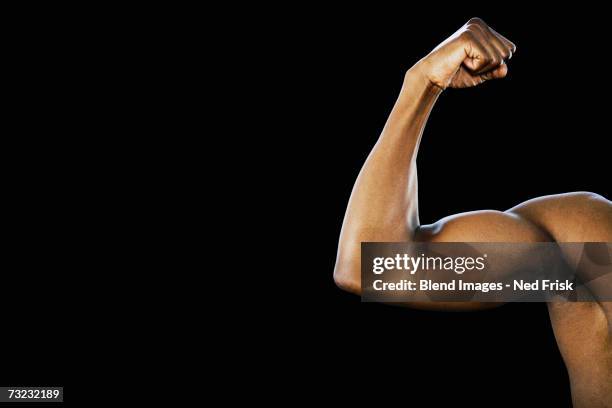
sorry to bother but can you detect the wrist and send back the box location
[401,60,444,100]
[404,57,444,95]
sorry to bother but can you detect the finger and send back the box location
[480,62,508,81]
[468,25,504,74]
[483,26,513,61]
[490,27,517,56]
[468,17,516,58]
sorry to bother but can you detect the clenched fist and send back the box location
[418,18,516,89]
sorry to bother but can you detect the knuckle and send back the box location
[461,29,474,38]
[459,29,476,43]
[468,17,485,26]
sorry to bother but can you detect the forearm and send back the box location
[333,18,516,294]
[334,64,441,292]
[343,65,440,239]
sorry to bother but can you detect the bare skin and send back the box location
[333,18,612,407]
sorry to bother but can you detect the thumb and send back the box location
[461,38,494,73]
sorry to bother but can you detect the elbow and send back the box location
[334,233,364,295]
[333,262,361,295]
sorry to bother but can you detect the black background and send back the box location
[5,5,610,406]
[273,7,610,407]
[0,7,69,405]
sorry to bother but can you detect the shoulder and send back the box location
[508,191,609,215]
[416,192,612,243]
[508,192,612,242]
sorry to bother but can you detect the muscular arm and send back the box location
[334,18,518,300]
[333,19,612,315]
[332,64,441,295]
[333,18,612,405]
